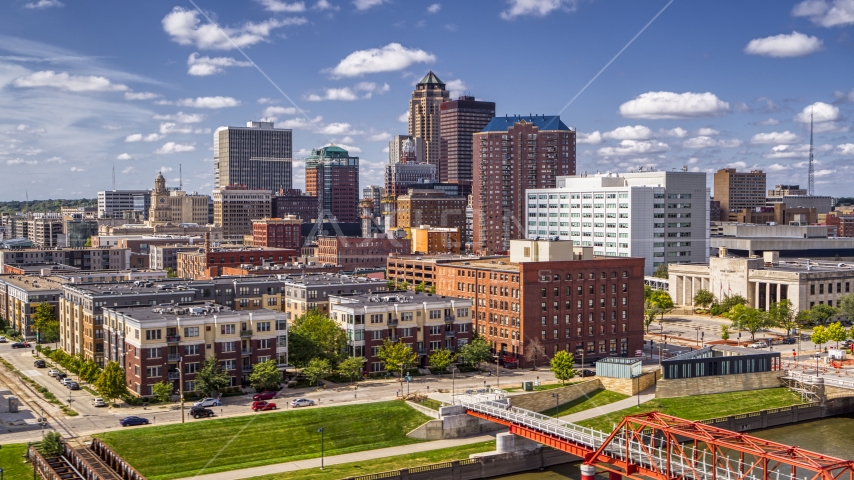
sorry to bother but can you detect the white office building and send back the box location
[98,190,150,219]
[525,171,709,275]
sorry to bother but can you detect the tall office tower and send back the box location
[472,115,576,254]
[439,96,495,185]
[214,121,293,191]
[388,135,425,164]
[98,190,150,219]
[384,138,437,197]
[408,72,449,176]
[362,185,384,219]
[713,168,766,220]
[213,185,272,243]
[305,145,360,223]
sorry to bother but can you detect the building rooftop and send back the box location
[279,273,386,287]
[481,115,572,133]
[0,275,65,291]
[104,303,282,323]
[330,291,464,308]
[418,71,444,86]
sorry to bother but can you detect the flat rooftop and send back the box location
[0,275,65,291]
[280,273,386,286]
[104,303,282,322]
[330,291,463,308]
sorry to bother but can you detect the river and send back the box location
[492,413,854,479]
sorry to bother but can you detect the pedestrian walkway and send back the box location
[558,386,657,424]
[177,434,499,480]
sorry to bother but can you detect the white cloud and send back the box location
[161,7,306,50]
[256,0,306,12]
[836,144,854,156]
[127,133,163,142]
[125,133,143,142]
[696,128,720,136]
[121,166,137,174]
[154,142,196,154]
[124,91,161,100]
[660,127,688,138]
[368,132,392,141]
[792,0,854,27]
[500,0,577,20]
[427,3,441,13]
[597,140,670,156]
[603,125,653,140]
[321,122,363,135]
[683,136,742,149]
[314,0,338,10]
[756,118,781,126]
[763,143,833,158]
[619,91,730,119]
[24,0,62,9]
[257,97,276,104]
[744,31,823,57]
[834,89,854,102]
[152,112,205,123]
[328,43,436,77]
[307,87,359,101]
[750,131,800,145]
[13,70,128,92]
[45,156,65,163]
[116,153,132,160]
[727,161,749,169]
[398,110,410,123]
[795,102,841,123]
[717,139,742,148]
[160,122,194,135]
[576,131,602,144]
[187,53,252,76]
[445,79,467,98]
[101,124,122,130]
[6,158,38,165]
[279,116,323,130]
[686,157,699,164]
[160,166,174,173]
[262,106,298,118]
[69,166,84,172]
[353,0,387,10]
[327,142,362,153]
[15,124,45,134]
[144,133,163,142]
[176,96,240,108]
[815,169,835,177]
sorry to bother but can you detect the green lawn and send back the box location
[95,401,431,480]
[415,398,445,410]
[504,382,579,392]
[578,388,804,432]
[541,388,629,418]
[246,441,495,480]
[0,443,35,480]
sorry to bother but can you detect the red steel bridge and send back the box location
[462,397,854,480]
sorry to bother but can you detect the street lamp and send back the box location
[694,326,701,346]
[317,427,325,470]
[551,393,559,419]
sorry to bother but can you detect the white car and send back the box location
[749,341,767,349]
[290,398,315,408]
[93,397,106,407]
[47,369,62,377]
[59,377,74,386]
[193,397,219,408]
[0,336,7,343]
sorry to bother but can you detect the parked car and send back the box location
[782,337,797,345]
[251,401,277,411]
[10,342,28,349]
[0,336,7,343]
[579,369,596,377]
[66,382,80,390]
[502,361,518,369]
[290,398,315,408]
[193,397,219,408]
[749,341,767,349]
[55,373,68,382]
[33,359,46,368]
[47,369,61,377]
[119,416,149,427]
[252,391,278,401]
[59,377,73,386]
[92,397,106,407]
[190,406,215,419]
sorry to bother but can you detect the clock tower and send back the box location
[149,172,172,225]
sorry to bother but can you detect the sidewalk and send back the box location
[558,386,657,423]
[176,434,500,480]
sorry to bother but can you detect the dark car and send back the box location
[251,401,277,411]
[33,359,46,368]
[191,406,215,419]
[55,373,68,382]
[782,337,797,344]
[11,342,28,349]
[502,361,518,369]
[253,390,278,401]
[579,369,596,377]
[119,416,149,427]
[66,381,80,390]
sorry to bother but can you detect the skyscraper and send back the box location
[305,145,360,223]
[439,96,495,185]
[384,138,436,197]
[713,168,766,221]
[214,121,293,191]
[472,115,576,254]
[409,71,449,176]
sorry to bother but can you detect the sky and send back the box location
[0,0,853,201]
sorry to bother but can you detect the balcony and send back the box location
[387,318,398,326]
[389,336,399,342]
[167,354,181,362]
[241,348,253,356]
[445,330,456,337]
[444,315,455,323]
[167,372,180,380]
[166,335,181,344]
[240,329,253,337]
[241,365,253,373]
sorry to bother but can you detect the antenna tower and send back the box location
[179,164,182,190]
[808,108,814,195]
[112,162,116,190]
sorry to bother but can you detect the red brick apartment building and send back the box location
[435,239,644,367]
[176,246,298,280]
[251,217,302,250]
[316,236,410,271]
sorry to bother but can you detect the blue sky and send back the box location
[0,0,852,201]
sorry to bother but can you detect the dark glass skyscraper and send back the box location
[439,96,495,185]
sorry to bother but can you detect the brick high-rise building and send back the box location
[252,216,302,250]
[435,239,645,367]
[713,168,766,220]
[472,116,576,254]
[214,121,293,191]
[305,145,360,223]
[213,185,272,243]
[396,189,467,238]
[409,72,450,176]
[316,236,410,271]
[271,189,318,223]
[439,96,495,185]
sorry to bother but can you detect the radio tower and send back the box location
[808,108,815,195]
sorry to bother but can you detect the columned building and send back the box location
[409,72,450,176]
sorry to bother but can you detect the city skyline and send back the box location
[0,0,852,200]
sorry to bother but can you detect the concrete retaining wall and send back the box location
[406,401,441,419]
[655,370,785,398]
[703,396,854,432]
[598,371,657,396]
[508,380,600,412]
[407,404,505,440]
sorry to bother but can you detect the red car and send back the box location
[252,391,278,401]
[251,401,277,411]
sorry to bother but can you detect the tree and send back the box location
[796,309,812,327]
[428,348,455,374]
[644,284,653,300]
[653,263,669,279]
[811,325,829,348]
[288,309,347,368]
[386,280,398,291]
[78,359,101,384]
[768,300,797,336]
[428,284,436,294]
[83,237,92,247]
[414,281,427,293]
[94,361,126,405]
[693,289,715,310]
[399,280,409,291]
[457,336,492,370]
[720,325,730,341]
[827,321,847,348]
[648,290,674,323]
[839,293,854,322]
[550,350,576,384]
[719,294,747,313]
[377,339,417,381]
[643,301,660,332]
[337,356,366,383]
[32,303,59,343]
[41,431,64,457]
[524,337,546,370]
[303,358,331,386]
[165,267,178,278]
[151,381,173,403]
[809,304,839,326]
[249,359,283,391]
[195,355,230,397]
[726,304,772,341]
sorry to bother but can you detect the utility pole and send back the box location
[179,359,185,424]
[808,108,815,196]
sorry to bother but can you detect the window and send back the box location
[221,324,236,335]
[146,347,160,359]
[145,329,162,340]
[185,344,200,356]
[257,322,271,332]
[222,359,236,371]
[429,310,442,319]
[146,366,161,378]
[185,362,200,374]
[371,330,383,340]
[184,327,199,338]
[456,308,469,317]
[259,338,271,349]
[430,325,442,335]
[222,341,236,353]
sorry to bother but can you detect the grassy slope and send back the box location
[0,444,33,480]
[542,388,629,417]
[578,388,804,432]
[247,441,496,480]
[95,401,430,480]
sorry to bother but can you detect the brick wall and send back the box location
[655,370,785,398]
[597,371,658,396]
